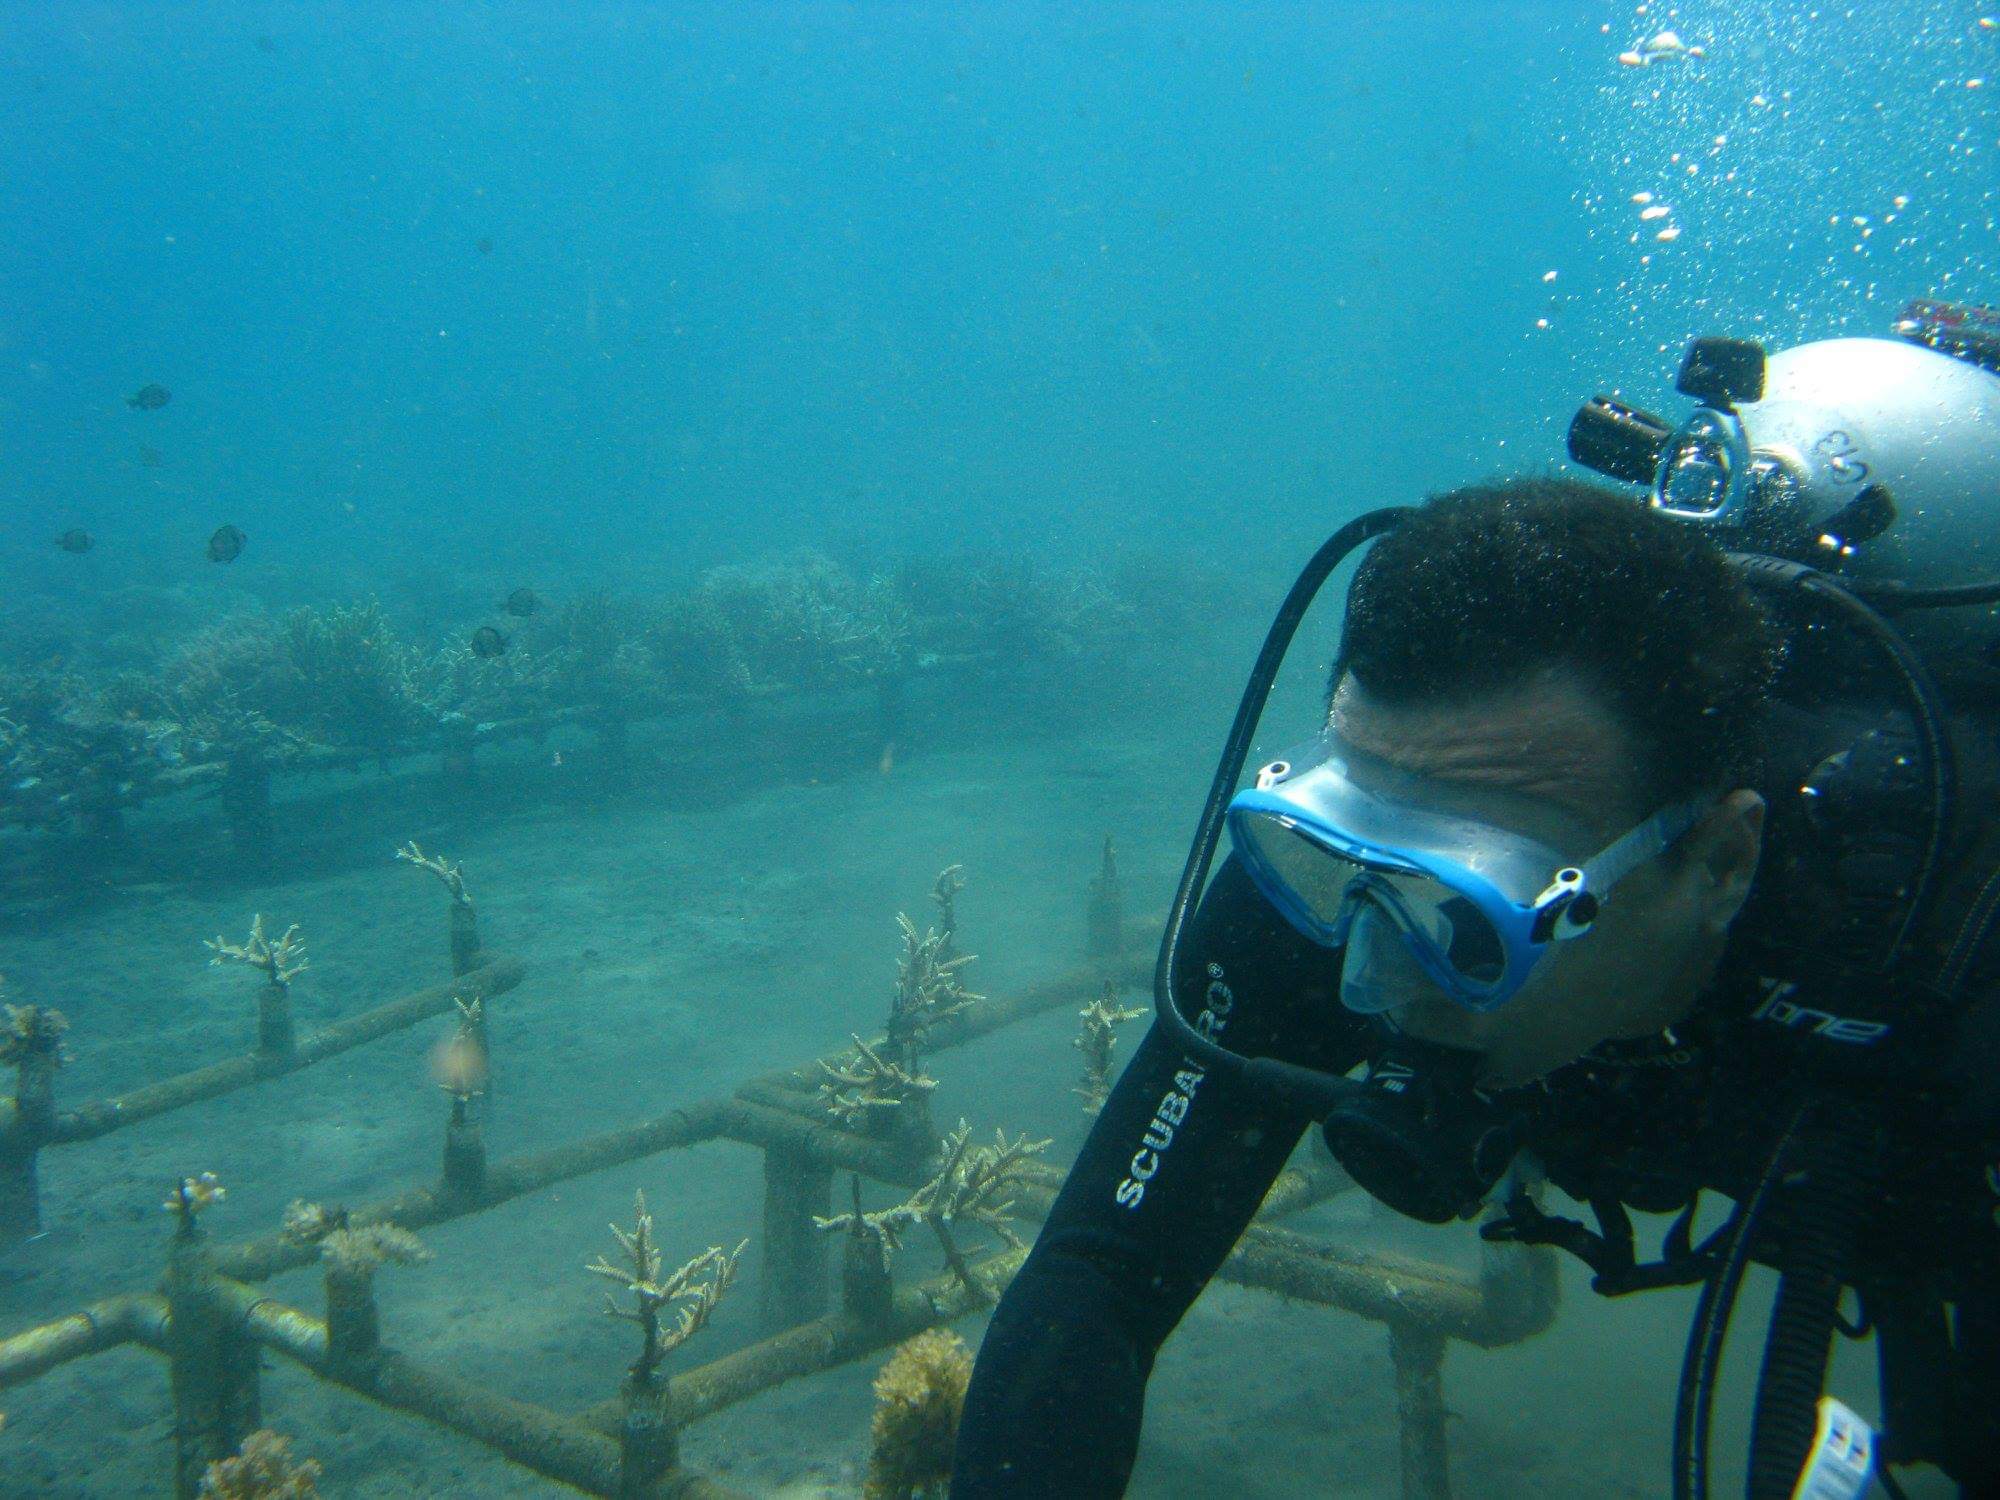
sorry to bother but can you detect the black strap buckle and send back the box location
[1482,1189,1719,1297]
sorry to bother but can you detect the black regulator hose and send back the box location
[1673,1103,1806,1500]
[1726,555,1956,957]
[1151,506,1409,1102]
[1671,1102,1883,1500]
[1850,575,2000,612]
[1744,1107,1880,1500]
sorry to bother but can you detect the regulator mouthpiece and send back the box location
[1317,1033,1526,1224]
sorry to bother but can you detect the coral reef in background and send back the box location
[0,544,1204,838]
[278,602,440,752]
[196,1429,322,1499]
[863,1328,974,1500]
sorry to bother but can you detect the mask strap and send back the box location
[1535,797,1711,938]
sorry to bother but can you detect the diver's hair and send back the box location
[1339,476,1779,804]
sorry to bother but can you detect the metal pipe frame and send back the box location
[0,933,1556,1498]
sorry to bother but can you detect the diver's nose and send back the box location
[1337,904,1437,1015]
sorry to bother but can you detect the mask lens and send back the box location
[1234,816,1361,941]
[1236,812,1510,996]
[1367,873,1508,987]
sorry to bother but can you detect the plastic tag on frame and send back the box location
[1790,1396,1875,1500]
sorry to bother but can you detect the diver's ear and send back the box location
[1685,789,1765,935]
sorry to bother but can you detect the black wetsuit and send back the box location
[951,854,2000,1497]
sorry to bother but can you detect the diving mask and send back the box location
[1227,735,1707,1012]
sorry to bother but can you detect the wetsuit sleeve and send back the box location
[951,854,1362,1498]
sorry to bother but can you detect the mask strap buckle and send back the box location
[1530,796,1713,944]
[1530,868,1596,942]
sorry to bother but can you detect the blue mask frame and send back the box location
[1228,738,1708,1012]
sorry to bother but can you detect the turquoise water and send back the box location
[0,3,1993,1496]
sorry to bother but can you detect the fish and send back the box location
[207,524,246,563]
[502,586,540,618]
[476,236,494,256]
[126,384,171,411]
[54,528,92,554]
[138,445,163,468]
[470,626,509,659]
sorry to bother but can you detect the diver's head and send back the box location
[1233,477,1777,1086]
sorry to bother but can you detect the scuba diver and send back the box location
[951,299,2000,1500]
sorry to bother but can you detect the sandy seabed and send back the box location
[0,660,1945,1499]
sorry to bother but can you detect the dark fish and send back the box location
[470,626,509,659]
[138,445,163,468]
[127,384,171,411]
[502,586,539,618]
[476,236,494,256]
[55,528,92,554]
[207,524,246,563]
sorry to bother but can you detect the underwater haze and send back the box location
[0,2,1994,1497]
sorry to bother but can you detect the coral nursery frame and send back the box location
[0,852,1556,1500]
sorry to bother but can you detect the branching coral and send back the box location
[205,914,308,990]
[891,554,1136,668]
[395,840,471,905]
[586,1190,746,1381]
[314,1221,429,1368]
[864,1328,974,1500]
[1073,983,1146,1113]
[197,1429,322,1500]
[643,553,918,698]
[137,605,442,757]
[929,865,965,955]
[643,595,756,698]
[117,615,312,763]
[815,1120,1049,1295]
[884,895,982,1065]
[164,1172,227,1226]
[279,601,440,751]
[320,1223,431,1279]
[817,1034,937,1128]
[0,997,69,1067]
[524,592,658,712]
[278,1199,349,1246]
[0,665,170,829]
